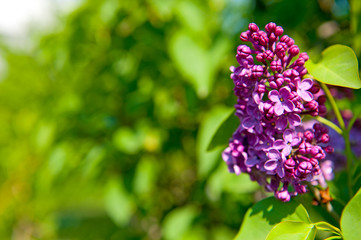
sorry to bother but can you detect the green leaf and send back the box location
[104,178,135,227]
[266,221,316,240]
[196,106,233,178]
[207,109,239,151]
[169,31,230,98]
[234,197,311,240]
[340,187,361,240]
[306,44,361,89]
[162,205,198,240]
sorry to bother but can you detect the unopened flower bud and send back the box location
[248,23,259,32]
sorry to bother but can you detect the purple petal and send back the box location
[279,87,290,98]
[268,90,280,102]
[291,136,301,146]
[245,156,258,167]
[282,100,294,112]
[288,114,301,126]
[274,140,286,149]
[264,159,278,171]
[298,89,313,102]
[255,123,263,134]
[253,92,262,104]
[283,129,294,142]
[274,102,284,115]
[276,117,287,130]
[242,117,256,129]
[281,145,292,156]
[268,149,281,159]
[276,166,285,178]
[300,78,313,90]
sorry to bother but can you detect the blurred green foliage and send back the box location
[0,0,357,239]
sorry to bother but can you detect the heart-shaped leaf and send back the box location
[234,197,311,240]
[341,187,361,240]
[305,45,361,89]
[266,221,316,240]
[207,109,239,151]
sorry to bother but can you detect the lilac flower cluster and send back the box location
[222,22,333,201]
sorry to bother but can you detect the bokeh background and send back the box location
[0,0,358,239]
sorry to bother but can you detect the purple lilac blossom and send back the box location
[222,22,334,201]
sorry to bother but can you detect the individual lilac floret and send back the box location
[274,129,301,157]
[264,149,285,178]
[223,22,333,202]
[297,79,314,101]
[269,87,294,116]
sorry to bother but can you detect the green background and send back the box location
[0,0,358,239]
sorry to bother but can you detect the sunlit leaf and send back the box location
[207,109,239,151]
[341,188,361,240]
[104,178,135,227]
[234,197,311,240]
[162,205,198,240]
[197,106,233,179]
[266,221,316,240]
[169,31,230,98]
[306,45,361,89]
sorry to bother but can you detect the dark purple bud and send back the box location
[276,189,291,202]
[298,161,312,174]
[257,83,266,93]
[263,102,272,111]
[248,23,259,32]
[313,123,321,131]
[237,45,251,57]
[276,42,288,52]
[320,133,330,143]
[299,52,309,61]
[240,31,249,41]
[252,65,264,77]
[285,158,296,170]
[251,32,259,41]
[309,158,319,167]
[298,141,306,154]
[298,67,308,76]
[270,60,283,72]
[264,50,274,61]
[305,100,318,110]
[275,77,284,87]
[269,81,278,89]
[269,32,277,42]
[275,26,284,36]
[280,35,290,43]
[286,38,295,47]
[258,31,269,46]
[288,45,300,56]
[317,95,326,104]
[289,91,300,102]
[294,184,307,194]
[256,53,265,63]
[265,22,276,33]
[304,130,314,141]
[294,58,305,66]
[309,84,320,94]
[318,105,327,115]
[291,69,300,77]
[325,146,334,153]
[283,69,292,78]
